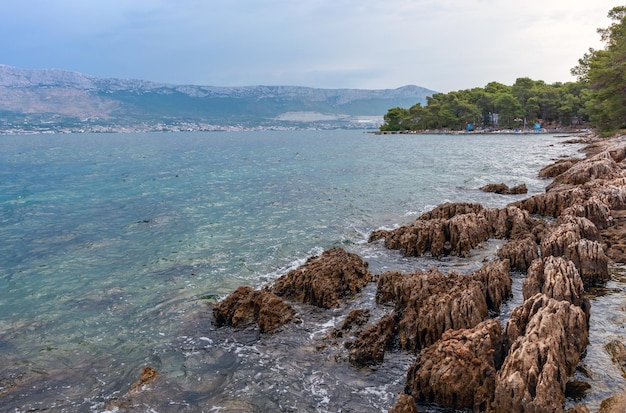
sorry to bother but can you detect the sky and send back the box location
[0,0,620,92]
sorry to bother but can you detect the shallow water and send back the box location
[1,130,622,412]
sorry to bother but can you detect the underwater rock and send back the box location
[130,366,159,392]
[494,294,589,413]
[212,286,295,332]
[388,393,419,413]
[405,319,503,411]
[348,314,397,367]
[272,247,372,309]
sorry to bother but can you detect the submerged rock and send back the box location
[212,286,295,332]
[272,247,372,309]
[405,319,503,411]
[348,314,397,367]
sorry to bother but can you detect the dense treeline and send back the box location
[382,5,626,135]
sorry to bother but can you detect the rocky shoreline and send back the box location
[112,133,626,412]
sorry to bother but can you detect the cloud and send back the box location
[0,0,619,91]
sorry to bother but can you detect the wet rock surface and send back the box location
[204,134,626,412]
[212,285,295,332]
[480,182,528,195]
[271,247,372,309]
[405,319,503,411]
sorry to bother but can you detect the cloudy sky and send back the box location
[0,0,619,92]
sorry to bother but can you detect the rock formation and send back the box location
[405,319,504,411]
[212,286,295,332]
[271,247,372,308]
[493,294,589,412]
[480,182,528,195]
[348,314,397,367]
[497,236,539,271]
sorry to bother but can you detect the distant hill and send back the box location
[0,64,435,132]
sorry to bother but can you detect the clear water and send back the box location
[1,130,620,412]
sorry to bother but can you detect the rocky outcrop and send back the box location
[405,319,503,411]
[416,202,484,220]
[493,294,589,413]
[376,260,510,352]
[497,236,539,271]
[348,314,397,367]
[480,183,528,195]
[605,339,626,378]
[370,205,537,259]
[388,394,419,413]
[271,248,372,308]
[599,391,626,413]
[538,158,581,178]
[523,256,590,322]
[546,152,622,192]
[212,286,295,332]
[538,215,609,285]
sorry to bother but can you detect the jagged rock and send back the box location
[497,237,539,271]
[213,286,295,332]
[523,256,590,323]
[563,196,613,230]
[377,261,510,352]
[514,187,587,218]
[348,314,396,367]
[538,158,581,178]
[565,380,591,399]
[565,239,610,286]
[540,216,601,258]
[599,391,626,413]
[470,259,512,311]
[605,339,626,378]
[483,206,538,240]
[271,248,372,309]
[494,294,589,413]
[480,183,528,195]
[601,210,626,263]
[417,202,484,220]
[546,152,622,192]
[405,319,503,411]
[388,394,419,413]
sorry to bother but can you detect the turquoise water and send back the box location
[2,130,614,412]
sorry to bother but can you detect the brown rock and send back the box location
[388,393,419,413]
[129,366,159,392]
[417,202,484,220]
[538,158,581,178]
[348,314,397,367]
[523,256,590,323]
[494,294,589,413]
[599,391,626,413]
[540,216,601,258]
[567,404,590,413]
[601,209,626,263]
[480,183,528,195]
[405,319,503,411]
[563,196,613,230]
[470,258,512,311]
[213,286,295,332]
[272,248,372,309]
[514,187,586,218]
[605,339,626,378]
[546,152,622,192]
[497,237,539,272]
[564,239,610,286]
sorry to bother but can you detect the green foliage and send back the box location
[572,6,626,134]
[380,78,589,131]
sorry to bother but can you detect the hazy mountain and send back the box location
[0,64,435,132]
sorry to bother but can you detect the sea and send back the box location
[1,130,625,412]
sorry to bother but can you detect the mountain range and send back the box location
[0,64,435,132]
